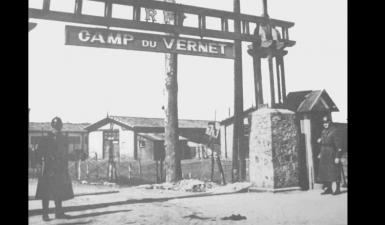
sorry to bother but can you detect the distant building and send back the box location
[85,116,219,161]
[28,122,90,156]
[137,133,190,161]
[219,107,255,160]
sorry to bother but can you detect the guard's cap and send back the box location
[322,116,332,123]
[51,116,63,130]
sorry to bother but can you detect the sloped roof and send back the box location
[137,133,188,141]
[86,116,217,131]
[285,90,339,113]
[285,90,313,112]
[110,116,213,129]
[29,122,90,132]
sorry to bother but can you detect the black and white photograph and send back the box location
[28,0,347,224]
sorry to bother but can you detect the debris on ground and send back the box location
[208,182,252,194]
[173,179,211,192]
[136,179,251,193]
[102,181,117,186]
[183,213,214,221]
[221,214,247,221]
[80,180,118,187]
[137,184,153,189]
[137,179,219,192]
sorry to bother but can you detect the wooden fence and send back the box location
[66,158,242,185]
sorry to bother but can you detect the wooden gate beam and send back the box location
[30,0,295,43]
[232,0,246,182]
[90,0,294,26]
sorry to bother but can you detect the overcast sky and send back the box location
[29,0,347,124]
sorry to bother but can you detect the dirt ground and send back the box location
[28,179,347,225]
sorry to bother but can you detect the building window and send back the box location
[85,135,88,145]
[139,140,146,148]
[31,136,44,145]
[68,136,81,145]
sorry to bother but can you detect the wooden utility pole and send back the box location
[232,0,246,182]
[163,0,182,183]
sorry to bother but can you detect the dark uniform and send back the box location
[317,117,344,195]
[35,117,74,221]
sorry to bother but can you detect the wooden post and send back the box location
[163,0,182,183]
[275,56,282,104]
[86,160,89,179]
[42,0,51,12]
[133,4,141,21]
[108,140,114,181]
[233,0,246,182]
[104,0,112,18]
[156,160,159,183]
[302,115,315,189]
[96,159,99,179]
[77,158,81,180]
[74,0,83,16]
[252,46,264,108]
[216,154,226,185]
[268,55,275,107]
[128,163,132,181]
[262,0,269,18]
[160,160,164,182]
[279,55,287,103]
[210,138,215,181]
[261,0,275,108]
[81,133,85,158]
[224,125,228,159]
[113,160,118,181]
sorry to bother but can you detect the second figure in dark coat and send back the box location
[35,117,74,221]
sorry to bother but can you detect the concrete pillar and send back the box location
[248,108,300,192]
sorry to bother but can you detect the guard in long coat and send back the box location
[35,117,74,221]
[317,116,344,195]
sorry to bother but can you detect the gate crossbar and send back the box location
[30,0,295,44]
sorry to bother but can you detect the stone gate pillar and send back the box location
[248,108,300,192]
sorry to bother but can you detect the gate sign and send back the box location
[65,25,235,59]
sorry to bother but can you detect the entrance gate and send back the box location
[29,0,296,182]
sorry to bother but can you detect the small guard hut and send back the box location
[285,89,345,189]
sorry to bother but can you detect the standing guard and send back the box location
[35,117,74,221]
[317,116,344,195]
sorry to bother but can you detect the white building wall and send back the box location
[120,129,135,159]
[88,122,136,160]
[220,126,226,159]
[225,124,233,159]
[88,131,103,159]
[219,124,234,159]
